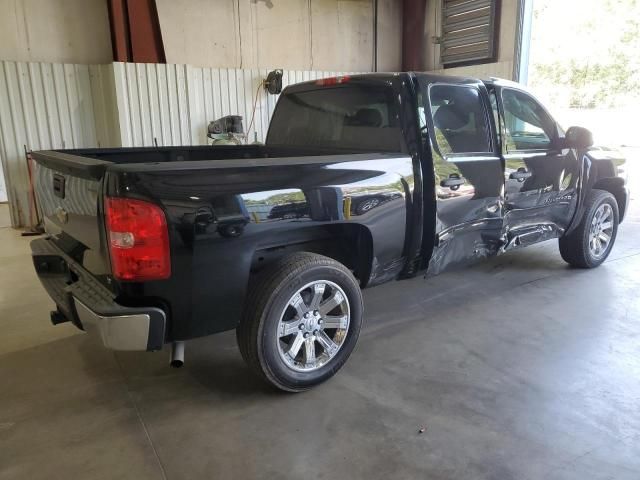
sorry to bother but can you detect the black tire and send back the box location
[237,252,363,392]
[559,189,619,268]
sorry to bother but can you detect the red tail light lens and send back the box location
[105,197,171,281]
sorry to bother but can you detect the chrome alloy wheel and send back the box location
[589,203,614,258]
[276,280,350,372]
[358,198,380,212]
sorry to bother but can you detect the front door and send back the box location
[415,77,504,274]
[494,87,580,242]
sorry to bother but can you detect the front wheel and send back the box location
[559,189,619,268]
[237,252,363,392]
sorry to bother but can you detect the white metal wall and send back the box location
[187,68,352,145]
[0,61,118,226]
[112,63,353,147]
[0,60,353,227]
[113,63,191,147]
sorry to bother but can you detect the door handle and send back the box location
[440,174,465,191]
[509,168,532,182]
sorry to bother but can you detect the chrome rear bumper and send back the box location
[74,298,165,351]
[31,237,166,351]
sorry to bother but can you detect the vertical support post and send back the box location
[513,0,533,84]
[127,0,166,63]
[372,0,378,71]
[107,0,131,62]
[107,0,166,63]
[402,0,427,71]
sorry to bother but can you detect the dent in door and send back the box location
[429,151,505,274]
[498,87,581,234]
[421,81,504,275]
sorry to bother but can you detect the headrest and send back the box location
[353,108,383,127]
[433,104,468,131]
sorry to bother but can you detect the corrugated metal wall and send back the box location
[113,63,191,147]
[112,63,353,147]
[0,60,353,227]
[0,61,118,226]
[188,68,352,145]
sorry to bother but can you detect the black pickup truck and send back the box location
[31,73,629,391]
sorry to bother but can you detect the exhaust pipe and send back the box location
[170,341,185,368]
[50,309,70,326]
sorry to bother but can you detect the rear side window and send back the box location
[429,85,492,155]
[267,85,404,152]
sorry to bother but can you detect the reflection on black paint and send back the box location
[266,201,309,220]
[349,190,403,216]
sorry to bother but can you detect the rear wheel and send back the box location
[237,252,363,392]
[559,189,619,268]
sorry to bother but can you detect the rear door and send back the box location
[415,76,504,274]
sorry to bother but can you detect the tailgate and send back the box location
[32,150,112,280]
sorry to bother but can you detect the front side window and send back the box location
[429,85,492,155]
[501,89,556,152]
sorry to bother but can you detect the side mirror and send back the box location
[563,126,594,150]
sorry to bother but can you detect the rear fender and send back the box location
[251,223,375,287]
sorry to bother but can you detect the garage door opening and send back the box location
[523,0,640,150]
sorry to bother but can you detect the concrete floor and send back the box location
[1,166,640,479]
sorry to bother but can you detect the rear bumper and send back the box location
[31,237,166,351]
[74,298,164,351]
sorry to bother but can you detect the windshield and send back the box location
[266,84,405,152]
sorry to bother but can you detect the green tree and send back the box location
[529,0,640,108]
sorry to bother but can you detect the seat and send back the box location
[433,104,481,153]
[352,108,383,127]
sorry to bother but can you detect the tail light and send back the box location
[105,197,171,281]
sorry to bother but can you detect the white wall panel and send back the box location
[0,60,112,226]
[114,63,353,147]
[113,62,193,147]
[89,64,121,149]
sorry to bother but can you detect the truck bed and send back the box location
[31,144,418,343]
